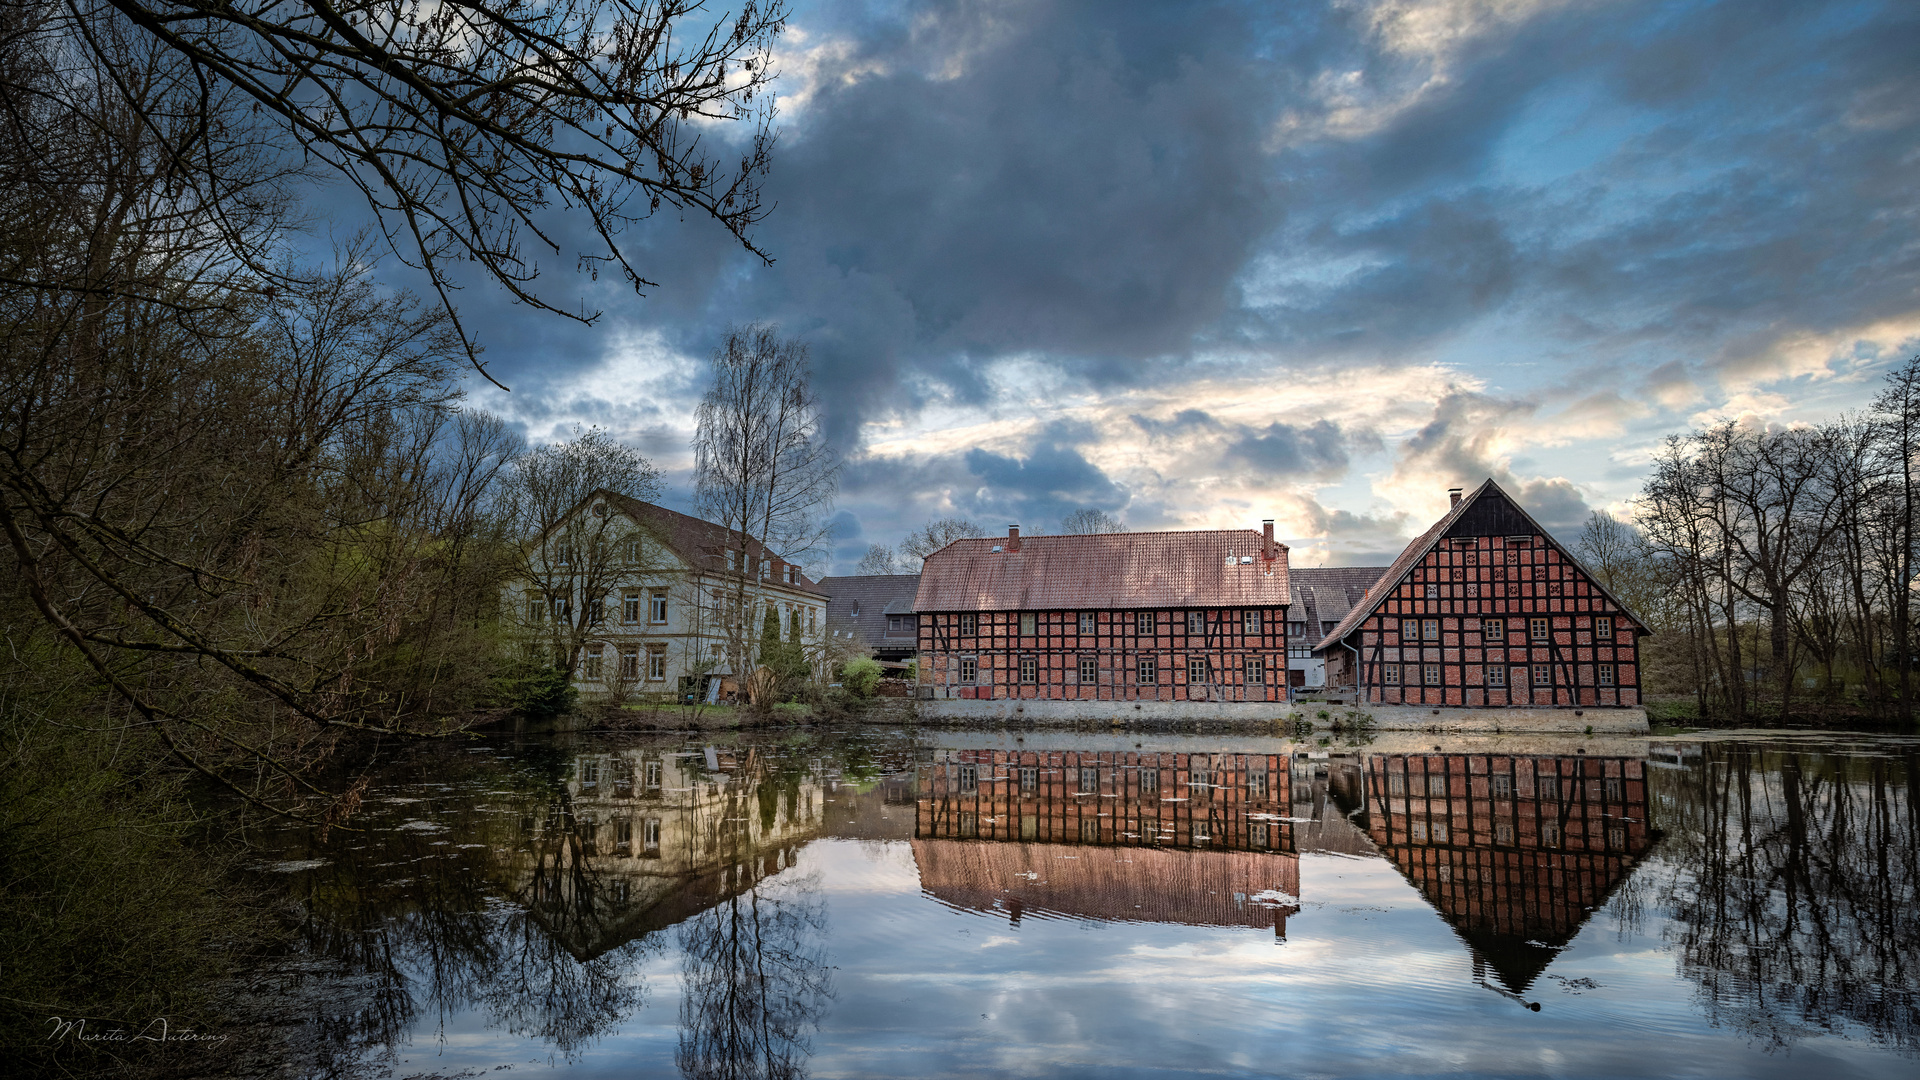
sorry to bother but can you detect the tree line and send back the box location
[1577,356,1920,724]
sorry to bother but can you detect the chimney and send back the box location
[1448,487,1463,507]
[1262,519,1276,558]
[1007,524,1021,553]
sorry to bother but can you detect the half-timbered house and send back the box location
[913,523,1292,719]
[1312,479,1651,730]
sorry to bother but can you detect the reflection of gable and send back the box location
[523,846,808,961]
[912,839,1299,930]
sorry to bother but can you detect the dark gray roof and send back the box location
[1288,567,1390,638]
[819,574,922,654]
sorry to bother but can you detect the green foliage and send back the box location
[842,657,884,699]
[757,606,810,693]
[494,661,578,723]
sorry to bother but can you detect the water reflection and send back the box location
[252,732,1919,1076]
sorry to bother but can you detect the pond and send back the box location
[247,727,1920,1078]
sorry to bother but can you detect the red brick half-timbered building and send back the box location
[915,524,1291,704]
[1314,480,1650,712]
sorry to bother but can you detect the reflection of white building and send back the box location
[498,747,828,958]
[1285,568,1385,690]
[515,492,828,702]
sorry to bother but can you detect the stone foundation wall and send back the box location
[915,697,1647,734]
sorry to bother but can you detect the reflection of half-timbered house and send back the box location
[913,748,1300,931]
[1365,752,1655,993]
[915,524,1292,720]
[1313,480,1651,731]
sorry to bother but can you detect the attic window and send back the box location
[1240,556,1253,564]
[990,544,1004,553]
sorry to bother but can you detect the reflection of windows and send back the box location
[1431,822,1449,843]
[645,761,662,789]
[1020,767,1037,792]
[1249,822,1269,848]
[960,656,978,683]
[1608,825,1626,848]
[1079,612,1095,634]
[959,812,978,838]
[1495,821,1513,844]
[1603,777,1624,802]
[1537,774,1559,800]
[1411,821,1428,842]
[1078,656,1097,683]
[1248,770,1268,798]
[1427,774,1447,796]
[1388,772,1407,795]
[1021,815,1038,840]
[1078,766,1100,792]
[1019,656,1037,683]
[1541,820,1561,847]
[1138,657,1157,684]
[1080,817,1100,842]
[1019,613,1037,636]
[615,819,632,849]
[957,764,978,794]
[1491,774,1512,798]
[959,613,977,635]
[1140,768,1158,794]
[644,818,661,851]
[1190,764,1212,790]
[580,760,600,786]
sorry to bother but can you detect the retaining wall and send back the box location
[914,697,1647,734]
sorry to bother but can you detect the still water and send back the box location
[251,728,1920,1078]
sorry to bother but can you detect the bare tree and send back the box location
[1059,507,1123,534]
[1870,355,1920,722]
[692,323,838,682]
[503,426,673,683]
[854,543,899,575]
[22,0,789,379]
[898,517,985,565]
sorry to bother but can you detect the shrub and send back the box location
[842,657,883,699]
[494,661,577,722]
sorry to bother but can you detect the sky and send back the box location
[359,0,1920,573]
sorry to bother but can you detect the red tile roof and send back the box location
[599,491,827,596]
[914,529,1288,611]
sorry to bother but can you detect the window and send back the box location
[887,614,908,632]
[580,759,599,787]
[959,612,977,635]
[645,761,662,789]
[958,764,978,794]
[1401,617,1421,641]
[549,594,572,622]
[1431,822,1449,843]
[1137,657,1157,684]
[1250,822,1269,848]
[725,549,736,571]
[1495,821,1513,844]
[1020,612,1037,636]
[1188,657,1209,683]
[587,598,604,624]
[1246,657,1265,685]
[556,542,575,566]
[527,597,545,623]
[1608,825,1626,849]
[1136,611,1155,635]
[1079,612,1095,634]
[585,645,604,679]
[1487,665,1507,687]
[808,609,817,634]
[1424,664,1441,685]
[1598,663,1615,686]
[623,591,641,623]
[1423,618,1439,640]
[1245,611,1261,634]
[1541,820,1561,848]
[615,819,632,849]
[1020,767,1037,792]
[1079,818,1100,843]
[644,590,665,623]
[1530,618,1550,642]
[1491,774,1512,798]
[1078,656,1098,683]
[1288,620,1307,637]
[1384,663,1401,684]
[1388,772,1407,795]
[646,645,666,680]
[1482,618,1505,640]
[1188,611,1206,634]
[1594,616,1613,640]
[1537,774,1559,800]
[1078,766,1100,792]
[623,537,640,564]
[1248,770,1268,798]
[1428,774,1448,796]
[1019,656,1038,683]
[1425,583,1439,598]
[1140,768,1158,794]
[1191,763,1212,789]
[620,646,640,679]
[1532,663,1551,687]
[1411,821,1428,842]
[1603,777,1624,802]
[960,656,978,683]
[643,818,661,851]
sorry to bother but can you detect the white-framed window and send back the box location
[1078,656,1097,683]
[585,645,603,679]
[649,590,668,623]
[1491,774,1512,798]
[1079,612,1095,634]
[645,761,662,789]
[1019,612,1037,635]
[587,598,604,624]
[1078,766,1100,792]
[957,764,978,794]
[1140,768,1158,794]
[643,818,661,850]
[808,609,817,633]
[620,646,640,679]
[623,590,641,624]
[646,645,666,681]
[1020,767,1037,792]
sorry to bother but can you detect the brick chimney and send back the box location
[1007,524,1021,553]
[1449,487,1463,507]
[1262,519,1276,559]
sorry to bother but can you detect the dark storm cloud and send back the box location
[1226,419,1350,478]
[962,439,1127,528]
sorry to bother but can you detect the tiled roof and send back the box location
[818,574,922,651]
[1309,478,1648,652]
[598,491,827,596]
[1288,566,1389,634]
[914,529,1289,612]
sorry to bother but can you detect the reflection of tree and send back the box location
[676,870,833,1080]
[1655,745,1920,1053]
